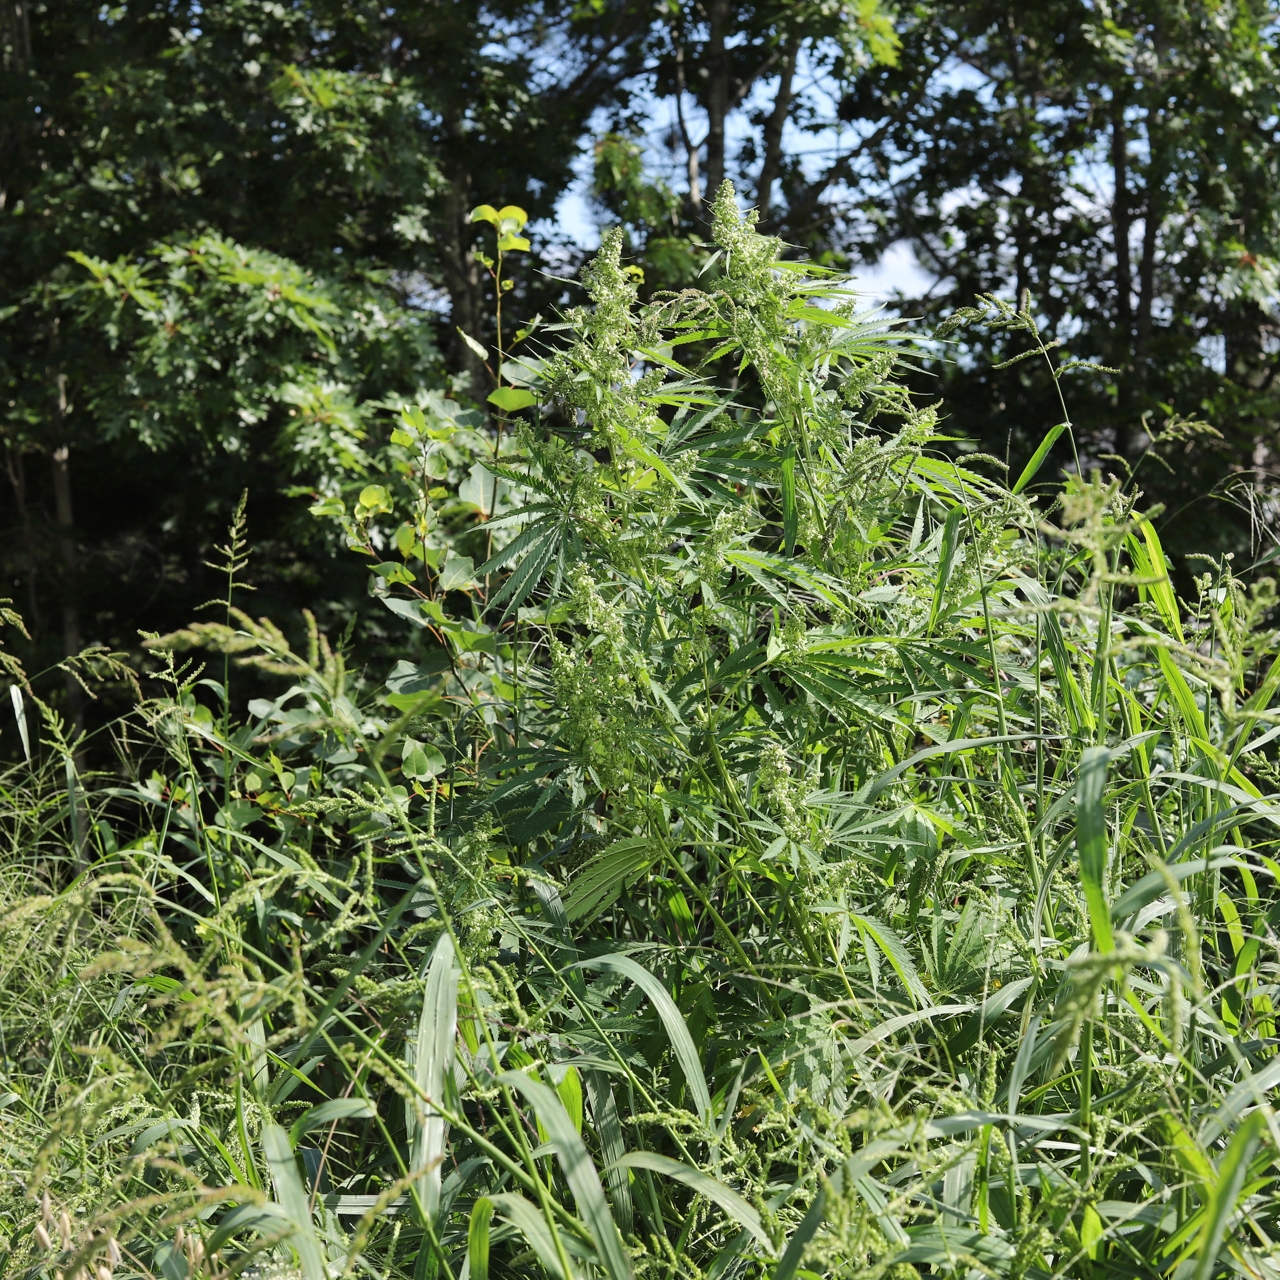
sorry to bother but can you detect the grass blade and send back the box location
[501,1071,632,1280]
[411,934,458,1222]
[773,1185,826,1280]
[1076,747,1114,951]
[467,1196,494,1280]
[927,506,964,635]
[613,1152,773,1252]
[1011,421,1067,494]
[262,1124,327,1280]
[289,1098,375,1146]
[1191,1110,1267,1280]
[576,954,712,1125]
[585,1071,633,1237]
[488,1192,574,1280]
[781,443,798,556]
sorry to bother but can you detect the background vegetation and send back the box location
[4,3,1280,1279]
[3,1,1280,722]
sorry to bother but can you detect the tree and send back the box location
[831,0,1280,559]
[0,0,646,716]
[591,0,900,285]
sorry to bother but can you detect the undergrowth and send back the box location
[2,186,1280,1280]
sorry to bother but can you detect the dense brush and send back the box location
[2,186,1279,1280]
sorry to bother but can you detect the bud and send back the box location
[97,1266,112,1280]
[107,1240,122,1267]
[174,1227,185,1252]
[34,1224,52,1252]
[42,1190,52,1225]
[59,1211,72,1250]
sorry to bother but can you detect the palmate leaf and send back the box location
[562,838,657,923]
[852,913,931,1008]
[725,548,850,612]
[474,508,583,616]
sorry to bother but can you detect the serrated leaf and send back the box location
[563,838,657,923]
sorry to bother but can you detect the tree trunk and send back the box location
[703,0,731,204]
[50,373,83,735]
[1132,109,1164,454]
[1134,162,1160,381]
[1112,93,1144,458]
[0,0,33,213]
[1111,95,1133,340]
[674,38,701,211]
[438,116,486,394]
[0,0,31,73]
[5,444,40,630]
[756,42,797,222]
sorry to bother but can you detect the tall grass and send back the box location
[2,185,1279,1280]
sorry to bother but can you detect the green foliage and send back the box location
[841,0,1280,558]
[0,0,641,689]
[5,188,1280,1280]
[66,234,436,471]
